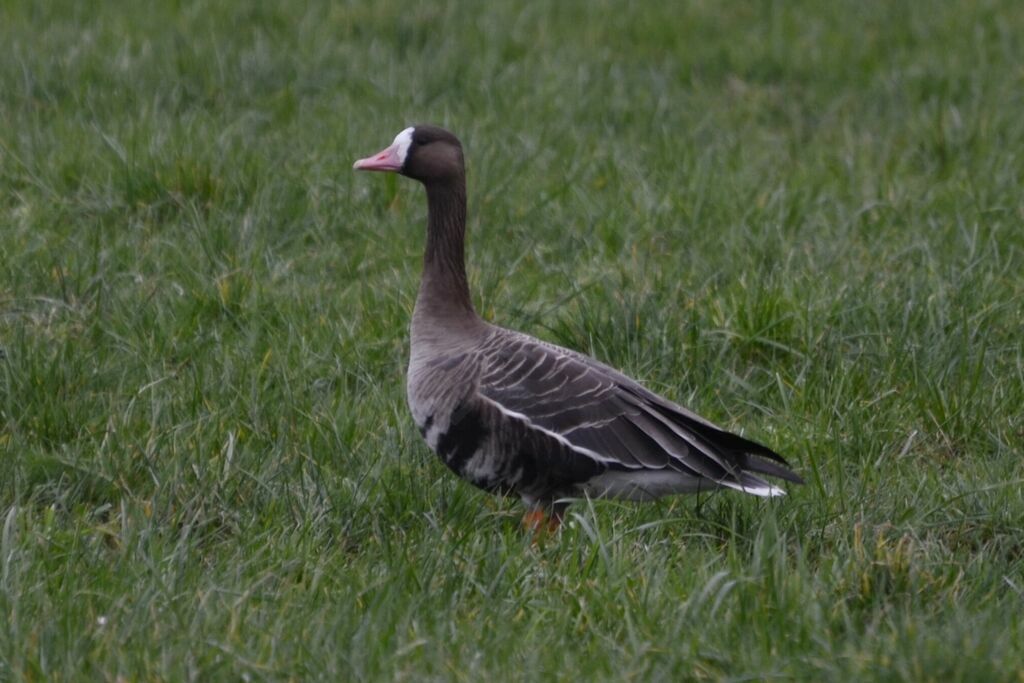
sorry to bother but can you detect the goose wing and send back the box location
[476,331,802,496]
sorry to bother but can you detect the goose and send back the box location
[354,125,803,530]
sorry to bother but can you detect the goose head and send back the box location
[353,125,464,184]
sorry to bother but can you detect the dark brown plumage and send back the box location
[354,125,802,529]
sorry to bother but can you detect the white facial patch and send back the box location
[392,127,414,165]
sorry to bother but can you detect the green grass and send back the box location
[2,0,1023,679]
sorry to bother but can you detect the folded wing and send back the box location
[476,332,803,498]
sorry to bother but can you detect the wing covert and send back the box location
[476,333,751,483]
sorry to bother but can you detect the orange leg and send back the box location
[522,509,547,532]
[521,508,564,535]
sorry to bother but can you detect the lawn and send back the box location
[2,0,1023,680]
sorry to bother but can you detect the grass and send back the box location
[1,0,1023,679]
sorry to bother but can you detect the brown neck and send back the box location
[415,177,477,321]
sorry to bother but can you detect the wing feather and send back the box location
[476,330,802,490]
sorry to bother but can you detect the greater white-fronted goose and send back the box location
[354,125,803,529]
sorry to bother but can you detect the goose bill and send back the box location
[353,143,403,172]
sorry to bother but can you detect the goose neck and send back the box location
[416,179,476,321]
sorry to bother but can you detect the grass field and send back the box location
[2,0,1023,680]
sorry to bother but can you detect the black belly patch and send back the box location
[435,401,487,473]
[418,413,434,438]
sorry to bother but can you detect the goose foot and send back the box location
[521,504,567,542]
[522,509,556,532]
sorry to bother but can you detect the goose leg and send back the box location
[521,508,548,532]
[522,502,569,534]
